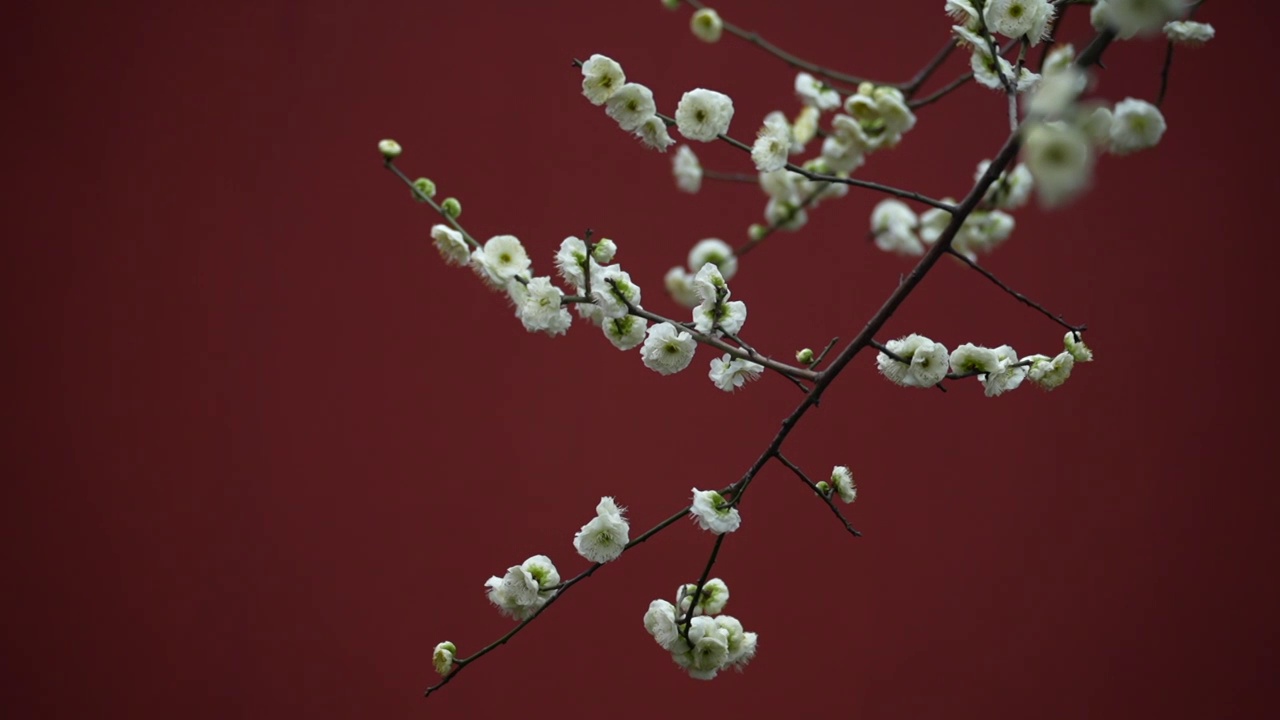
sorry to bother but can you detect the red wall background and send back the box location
[4,1,1276,718]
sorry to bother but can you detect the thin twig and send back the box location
[384,161,481,249]
[774,452,861,537]
[683,0,875,90]
[943,248,1086,333]
[424,503,691,697]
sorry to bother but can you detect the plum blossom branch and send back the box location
[774,452,861,538]
[384,160,480,249]
[425,502,698,697]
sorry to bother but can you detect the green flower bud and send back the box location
[411,177,436,201]
[796,348,815,364]
[661,0,681,10]
[442,197,462,218]
[815,481,832,497]
[747,223,767,241]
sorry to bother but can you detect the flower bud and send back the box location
[377,138,402,159]
[592,238,617,264]
[796,348,815,364]
[747,223,767,241]
[442,197,462,218]
[690,8,723,43]
[411,177,436,201]
[815,481,832,497]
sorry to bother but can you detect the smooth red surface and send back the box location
[4,2,1276,718]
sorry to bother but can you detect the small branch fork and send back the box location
[395,24,1127,700]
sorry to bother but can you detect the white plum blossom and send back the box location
[1023,121,1093,207]
[484,555,559,621]
[717,615,758,671]
[708,354,763,392]
[1164,20,1214,46]
[764,197,808,231]
[971,51,1041,93]
[871,199,923,256]
[636,115,676,151]
[977,160,1034,210]
[1043,44,1076,76]
[794,72,840,110]
[693,296,747,336]
[820,133,865,174]
[641,322,698,375]
[688,239,738,281]
[690,488,741,534]
[1025,65,1087,118]
[591,238,617,264]
[472,234,532,289]
[605,83,657,132]
[581,54,625,105]
[946,0,981,25]
[664,266,702,308]
[673,145,702,193]
[678,578,730,616]
[1025,351,1075,390]
[917,204,953,246]
[592,265,641,318]
[831,465,857,504]
[983,0,1055,44]
[842,83,917,150]
[508,276,572,336]
[692,263,729,307]
[681,615,731,679]
[950,343,1001,376]
[1109,98,1166,155]
[643,599,681,650]
[1064,331,1094,362]
[432,641,456,676]
[751,113,792,173]
[690,7,723,42]
[603,313,648,350]
[430,224,470,266]
[554,236,596,288]
[1081,105,1114,147]
[876,334,949,387]
[573,497,631,563]
[1093,0,1185,39]
[982,344,1028,397]
[675,88,734,142]
[792,105,820,148]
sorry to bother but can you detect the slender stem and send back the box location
[627,305,819,382]
[943,248,1086,334]
[424,503,691,697]
[384,160,481,249]
[902,40,957,97]
[677,534,727,631]
[682,0,875,90]
[810,336,839,369]
[774,452,861,537]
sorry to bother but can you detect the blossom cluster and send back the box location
[875,331,1093,396]
[870,159,1029,259]
[643,579,758,680]
[582,53,736,151]
[671,73,915,241]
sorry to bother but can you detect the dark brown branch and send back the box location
[774,452,861,537]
